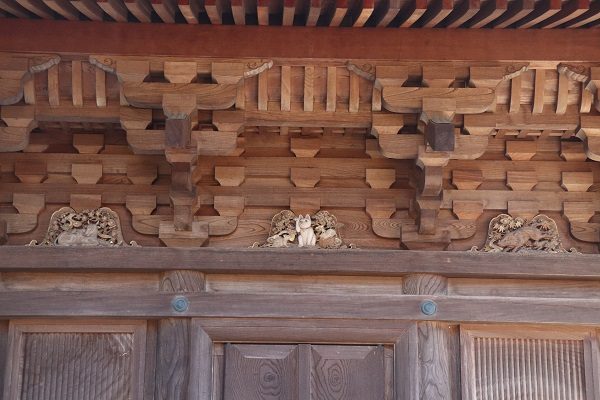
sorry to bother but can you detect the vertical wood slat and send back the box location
[47,63,59,107]
[471,337,586,400]
[258,70,268,111]
[96,68,106,108]
[326,66,336,112]
[532,69,545,114]
[281,65,291,112]
[72,60,83,107]
[304,66,314,112]
[156,271,205,400]
[349,71,359,113]
[556,72,569,115]
[510,74,522,113]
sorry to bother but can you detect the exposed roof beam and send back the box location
[0,19,600,62]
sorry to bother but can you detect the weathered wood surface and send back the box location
[1,246,600,279]
[4,291,600,325]
[0,20,599,62]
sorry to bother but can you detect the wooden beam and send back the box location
[4,290,600,325]
[514,0,561,28]
[70,0,104,20]
[1,20,600,62]
[397,0,428,27]
[125,0,152,22]
[418,0,453,27]
[43,0,80,19]
[492,0,535,28]
[537,0,589,28]
[1,247,600,280]
[0,0,31,17]
[443,0,480,28]
[467,0,506,27]
[563,0,600,27]
[14,0,53,18]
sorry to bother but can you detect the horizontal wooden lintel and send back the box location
[0,20,599,62]
[0,246,599,280]
[1,290,600,325]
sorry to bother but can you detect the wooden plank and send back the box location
[188,320,213,400]
[6,291,600,325]
[3,20,600,62]
[231,0,244,24]
[2,247,600,280]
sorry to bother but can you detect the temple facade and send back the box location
[0,9,599,400]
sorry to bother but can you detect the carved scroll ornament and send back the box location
[471,214,576,254]
[253,210,354,249]
[28,207,138,247]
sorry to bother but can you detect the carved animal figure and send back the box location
[295,214,316,247]
[315,226,342,249]
[496,226,548,252]
[265,229,296,248]
[56,224,100,246]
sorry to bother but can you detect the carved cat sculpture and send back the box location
[56,224,100,246]
[295,214,316,247]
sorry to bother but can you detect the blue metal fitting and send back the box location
[171,296,189,313]
[420,300,437,316]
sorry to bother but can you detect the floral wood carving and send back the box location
[471,214,576,253]
[253,210,354,249]
[28,207,138,247]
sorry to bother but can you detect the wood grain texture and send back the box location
[2,247,600,279]
[18,332,134,400]
[156,270,205,400]
[224,344,299,400]
[311,345,385,399]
